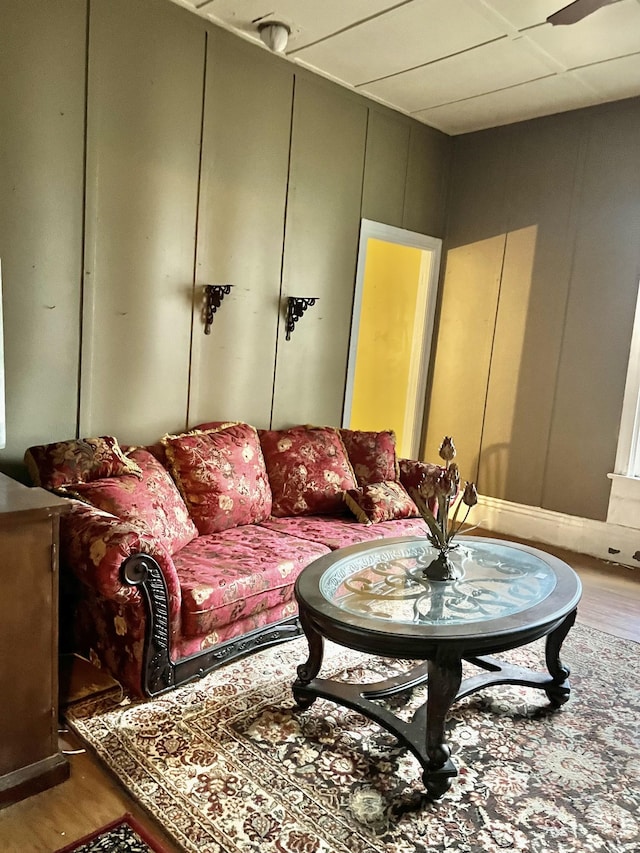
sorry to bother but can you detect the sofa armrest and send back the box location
[60,498,181,613]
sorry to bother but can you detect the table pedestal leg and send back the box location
[424,646,462,799]
[293,607,324,710]
[544,608,576,707]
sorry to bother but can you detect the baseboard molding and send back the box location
[468,495,640,571]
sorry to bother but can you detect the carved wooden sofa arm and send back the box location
[60,500,302,697]
[119,551,302,696]
[58,500,187,695]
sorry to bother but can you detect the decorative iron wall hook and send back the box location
[203,284,232,334]
[285,296,318,341]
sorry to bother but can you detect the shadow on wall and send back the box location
[475,442,510,500]
[429,104,640,522]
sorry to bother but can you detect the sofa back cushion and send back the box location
[163,423,272,534]
[259,425,357,517]
[339,428,399,486]
[24,435,143,491]
[69,449,197,555]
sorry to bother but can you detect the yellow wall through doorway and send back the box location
[349,238,423,455]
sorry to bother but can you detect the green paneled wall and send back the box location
[2,0,638,527]
[0,0,450,478]
[404,123,451,237]
[0,0,86,475]
[273,75,368,427]
[188,29,293,430]
[426,98,640,521]
[80,0,204,444]
[424,131,509,483]
[479,113,584,509]
[542,104,640,519]
[361,110,411,228]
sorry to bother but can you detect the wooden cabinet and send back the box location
[0,473,70,804]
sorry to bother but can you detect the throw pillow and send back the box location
[344,480,419,524]
[24,435,143,491]
[163,423,272,534]
[339,428,399,485]
[69,449,197,555]
[259,426,357,517]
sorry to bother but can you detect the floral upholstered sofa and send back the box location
[25,423,441,698]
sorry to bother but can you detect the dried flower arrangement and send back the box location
[412,436,478,580]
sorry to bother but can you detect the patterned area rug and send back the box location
[54,814,170,852]
[65,623,639,853]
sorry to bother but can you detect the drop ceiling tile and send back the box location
[170,0,202,11]
[481,0,575,30]
[415,73,598,134]
[291,0,508,86]
[524,1,640,70]
[360,36,557,113]
[168,0,640,135]
[572,52,640,99]
[196,0,400,50]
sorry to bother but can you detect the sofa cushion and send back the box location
[171,525,330,638]
[344,480,419,524]
[259,515,429,550]
[68,449,197,555]
[339,429,399,485]
[163,423,272,535]
[174,600,300,660]
[24,435,142,491]
[259,425,357,517]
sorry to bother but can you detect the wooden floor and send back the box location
[0,539,638,853]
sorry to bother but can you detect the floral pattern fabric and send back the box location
[74,592,150,701]
[69,449,197,556]
[258,515,428,549]
[46,423,440,699]
[174,600,300,660]
[339,428,399,485]
[259,426,357,517]
[66,624,640,853]
[172,525,330,638]
[163,423,272,535]
[60,498,181,613]
[24,435,142,491]
[344,480,419,524]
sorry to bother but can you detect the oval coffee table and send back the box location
[293,535,582,799]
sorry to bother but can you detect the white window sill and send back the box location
[607,473,640,529]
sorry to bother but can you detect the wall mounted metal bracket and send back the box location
[204,284,232,334]
[285,296,318,341]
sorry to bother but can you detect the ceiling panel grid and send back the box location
[169,0,640,134]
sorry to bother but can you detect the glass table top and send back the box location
[318,539,558,627]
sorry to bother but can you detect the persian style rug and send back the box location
[54,813,170,853]
[65,624,639,853]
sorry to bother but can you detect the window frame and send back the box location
[613,278,640,479]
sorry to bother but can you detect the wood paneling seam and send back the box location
[476,131,514,488]
[186,30,209,432]
[539,115,591,507]
[269,73,296,429]
[76,0,91,438]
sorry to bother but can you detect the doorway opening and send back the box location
[343,220,442,459]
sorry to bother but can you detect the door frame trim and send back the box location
[342,219,442,458]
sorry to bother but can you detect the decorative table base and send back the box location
[293,610,576,799]
[292,535,582,800]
